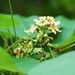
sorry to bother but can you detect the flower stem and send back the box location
[60,43,75,52]
[7,38,22,50]
[54,43,75,55]
[7,29,13,45]
[0,34,9,48]
[8,0,17,40]
[49,48,54,58]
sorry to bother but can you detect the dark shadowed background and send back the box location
[0,0,75,18]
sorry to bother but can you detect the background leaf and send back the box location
[0,14,20,38]
[0,47,40,74]
[52,16,75,47]
[28,50,75,75]
[13,57,40,73]
[0,14,20,29]
[60,30,75,48]
[0,47,19,72]
[10,15,39,38]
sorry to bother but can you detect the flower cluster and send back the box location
[25,16,61,34]
[13,16,61,60]
[13,39,33,58]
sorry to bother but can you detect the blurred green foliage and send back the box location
[0,0,75,18]
[0,0,75,74]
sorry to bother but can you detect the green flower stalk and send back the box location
[8,0,17,40]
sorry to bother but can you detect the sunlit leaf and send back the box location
[0,29,14,38]
[0,47,19,72]
[0,47,40,74]
[0,14,20,29]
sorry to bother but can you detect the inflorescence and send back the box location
[13,16,61,61]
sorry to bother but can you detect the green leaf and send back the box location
[52,16,75,47]
[13,57,40,73]
[0,14,20,29]
[0,29,14,38]
[0,47,40,74]
[60,30,75,48]
[28,51,75,75]
[0,47,19,72]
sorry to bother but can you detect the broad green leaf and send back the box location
[0,47,40,74]
[28,50,75,75]
[52,16,75,47]
[0,47,19,72]
[60,30,75,48]
[13,57,40,73]
[0,14,20,29]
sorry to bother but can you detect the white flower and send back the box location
[29,24,37,33]
[39,16,46,22]
[14,48,21,54]
[34,19,39,23]
[24,24,38,34]
[46,16,55,24]
[24,30,30,33]
[14,48,22,58]
[25,16,61,34]
[48,21,61,34]
[34,16,55,26]
[55,21,60,25]
[34,16,47,26]
[47,16,55,22]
